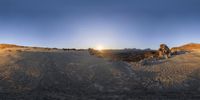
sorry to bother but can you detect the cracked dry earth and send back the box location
[0,48,200,100]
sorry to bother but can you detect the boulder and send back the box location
[158,44,171,59]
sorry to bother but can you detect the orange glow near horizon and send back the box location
[95,45,104,51]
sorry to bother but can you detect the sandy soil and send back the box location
[0,47,199,100]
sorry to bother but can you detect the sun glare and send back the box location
[96,45,104,51]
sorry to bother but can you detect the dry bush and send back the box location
[52,48,58,50]
[16,49,22,52]
[88,48,101,56]
[63,48,76,51]
[44,48,51,51]
[6,49,12,52]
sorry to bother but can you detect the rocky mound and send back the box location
[171,43,200,54]
[0,44,22,49]
[172,43,200,51]
[180,43,200,50]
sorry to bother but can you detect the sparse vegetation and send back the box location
[0,44,21,49]
[63,48,76,51]
[0,43,199,99]
[89,48,159,62]
[16,49,22,52]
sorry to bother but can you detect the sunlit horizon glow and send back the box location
[95,44,105,51]
[0,0,200,49]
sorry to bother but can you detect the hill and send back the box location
[0,44,23,49]
[180,43,200,50]
[171,43,200,52]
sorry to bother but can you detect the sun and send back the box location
[96,45,104,51]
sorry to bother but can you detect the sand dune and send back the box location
[0,45,200,99]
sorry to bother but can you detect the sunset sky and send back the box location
[0,0,200,49]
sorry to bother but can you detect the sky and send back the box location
[0,0,200,49]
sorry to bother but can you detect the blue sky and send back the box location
[0,0,200,49]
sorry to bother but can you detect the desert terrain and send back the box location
[0,44,199,100]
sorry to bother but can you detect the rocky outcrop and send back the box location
[158,44,171,59]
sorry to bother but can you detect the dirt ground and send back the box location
[0,47,199,100]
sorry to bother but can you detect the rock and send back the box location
[158,44,171,59]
